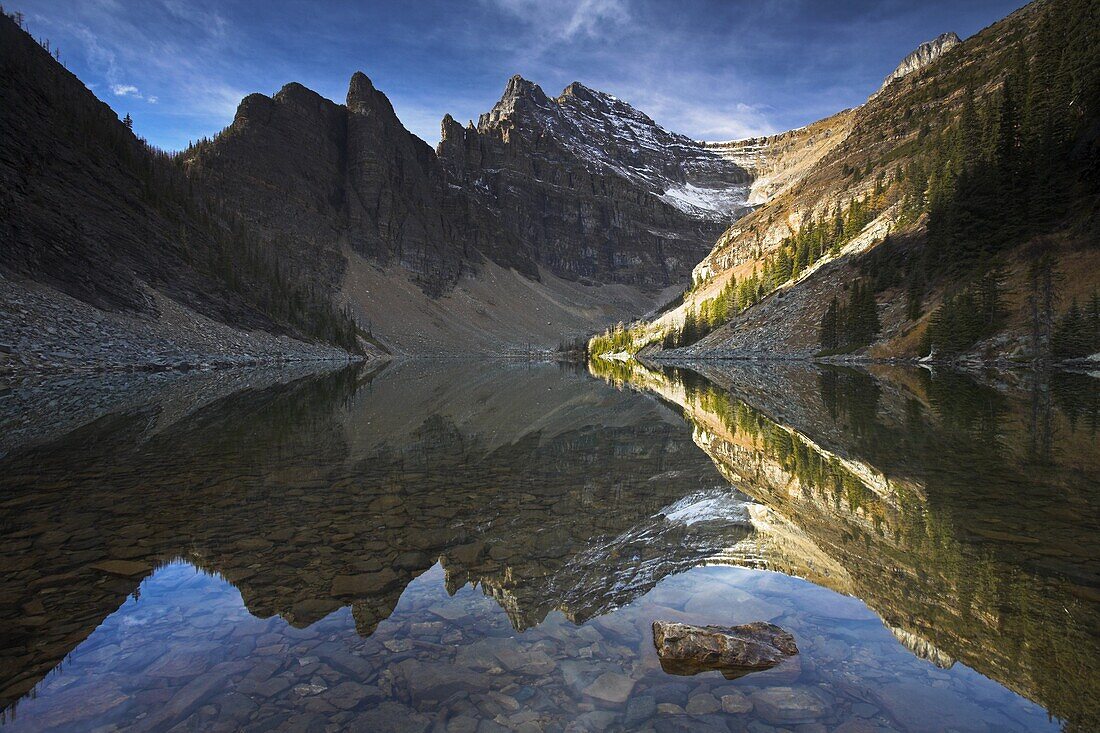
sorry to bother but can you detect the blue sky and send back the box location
[16,0,1028,151]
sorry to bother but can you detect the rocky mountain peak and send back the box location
[559,81,602,103]
[880,32,961,90]
[557,81,645,121]
[503,74,545,101]
[233,92,277,128]
[348,70,376,93]
[481,75,551,128]
[275,81,311,98]
[440,112,462,138]
[437,113,468,164]
[346,70,396,116]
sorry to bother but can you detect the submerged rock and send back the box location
[651,620,798,678]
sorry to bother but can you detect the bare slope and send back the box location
[340,253,675,355]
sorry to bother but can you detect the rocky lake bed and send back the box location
[0,360,1095,732]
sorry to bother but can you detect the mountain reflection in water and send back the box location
[0,359,1096,732]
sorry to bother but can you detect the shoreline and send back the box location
[638,351,1100,373]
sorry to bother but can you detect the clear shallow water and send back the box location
[0,360,1096,732]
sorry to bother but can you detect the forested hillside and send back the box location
[590,0,1100,365]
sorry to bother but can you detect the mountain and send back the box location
[0,13,363,371]
[187,73,753,353]
[439,76,750,286]
[1,8,755,364]
[590,0,1100,365]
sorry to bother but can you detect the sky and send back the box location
[15,0,1030,152]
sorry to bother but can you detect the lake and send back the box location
[0,359,1096,732]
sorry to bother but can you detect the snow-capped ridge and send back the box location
[479,74,752,221]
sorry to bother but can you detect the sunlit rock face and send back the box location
[879,32,962,91]
[590,358,1100,730]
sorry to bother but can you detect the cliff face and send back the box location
[343,73,467,295]
[180,83,349,290]
[179,70,758,352]
[437,76,751,288]
[879,32,962,91]
[184,73,493,298]
[703,109,855,207]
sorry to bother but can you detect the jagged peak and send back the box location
[232,92,275,127]
[880,32,961,90]
[561,81,595,98]
[440,112,464,141]
[347,70,386,109]
[346,70,400,121]
[502,74,546,101]
[480,74,551,129]
[348,70,376,93]
[559,81,622,104]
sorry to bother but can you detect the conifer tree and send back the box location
[820,297,839,350]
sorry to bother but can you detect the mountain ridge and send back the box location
[0,12,363,372]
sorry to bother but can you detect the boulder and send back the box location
[651,620,797,678]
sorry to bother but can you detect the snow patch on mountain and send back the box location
[483,77,754,220]
[660,182,752,221]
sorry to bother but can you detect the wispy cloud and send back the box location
[489,0,629,41]
[642,97,775,142]
[15,0,1027,150]
[23,0,246,146]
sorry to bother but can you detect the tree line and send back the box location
[818,280,881,353]
[896,0,1099,358]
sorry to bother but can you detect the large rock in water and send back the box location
[652,620,798,678]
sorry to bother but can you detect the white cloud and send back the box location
[109,83,158,104]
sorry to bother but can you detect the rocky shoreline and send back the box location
[0,275,365,379]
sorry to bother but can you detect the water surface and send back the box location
[0,360,1096,732]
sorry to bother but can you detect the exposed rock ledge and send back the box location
[652,620,798,678]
